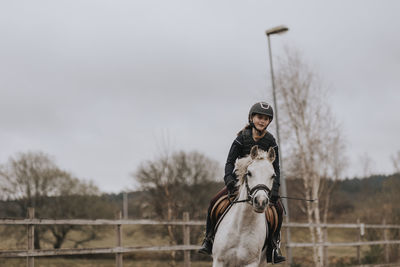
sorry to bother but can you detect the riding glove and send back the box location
[225,174,237,193]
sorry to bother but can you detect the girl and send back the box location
[198,101,286,264]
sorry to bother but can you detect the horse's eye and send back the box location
[247,171,252,177]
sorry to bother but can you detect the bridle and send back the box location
[229,171,274,205]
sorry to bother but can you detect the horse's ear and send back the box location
[250,145,259,159]
[267,147,276,163]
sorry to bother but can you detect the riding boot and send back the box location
[272,199,286,264]
[272,232,286,264]
[198,204,215,255]
[198,234,213,255]
[266,199,286,264]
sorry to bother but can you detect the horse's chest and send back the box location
[220,245,262,267]
[218,225,266,262]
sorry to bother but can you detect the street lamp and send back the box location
[265,25,292,264]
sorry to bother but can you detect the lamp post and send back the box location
[266,25,292,265]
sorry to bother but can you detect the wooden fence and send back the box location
[1,208,400,267]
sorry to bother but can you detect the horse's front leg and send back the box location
[244,262,263,267]
[257,248,268,267]
[212,259,224,267]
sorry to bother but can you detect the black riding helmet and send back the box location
[248,102,274,123]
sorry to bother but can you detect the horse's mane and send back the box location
[234,151,269,185]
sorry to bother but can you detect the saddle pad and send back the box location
[265,204,278,234]
[210,193,237,230]
[211,193,278,236]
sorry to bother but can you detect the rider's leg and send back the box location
[198,186,229,255]
[272,199,286,264]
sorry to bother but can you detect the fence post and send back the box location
[123,192,128,220]
[183,212,191,267]
[383,219,389,263]
[27,207,35,267]
[357,218,364,264]
[115,211,123,267]
[323,225,329,267]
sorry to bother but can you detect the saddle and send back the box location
[210,193,279,237]
[210,193,236,232]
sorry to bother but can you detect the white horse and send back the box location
[212,145,276,267]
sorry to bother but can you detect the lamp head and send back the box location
[266,25,289,36]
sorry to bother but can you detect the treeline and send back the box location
[2,173,399,223]
[286,174,400,224]
[0,150,222,250]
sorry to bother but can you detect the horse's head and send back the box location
[235,145,276,213]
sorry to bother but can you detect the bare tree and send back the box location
[360,153,374,177]
[391,151,400,174]
[133,150,220,265]
[0,151,107,249]
[275,50,347,267]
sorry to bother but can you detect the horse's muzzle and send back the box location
[253,194,269,213]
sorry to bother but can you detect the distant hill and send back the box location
[329,173,399,223]
[338,175,388,194]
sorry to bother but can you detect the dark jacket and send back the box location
[224,127,280,196]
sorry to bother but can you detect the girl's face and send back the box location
[252,113,271,131]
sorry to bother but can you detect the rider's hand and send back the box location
[226,175,237,193]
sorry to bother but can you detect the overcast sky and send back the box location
[1,1,399,193]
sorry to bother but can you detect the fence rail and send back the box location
[2,219,400,229]
[1,208,400,267]
[0,245,199,257]
[0,218,204,226]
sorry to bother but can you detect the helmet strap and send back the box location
[250,122,266,135]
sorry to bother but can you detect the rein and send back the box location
[280,196,317,202]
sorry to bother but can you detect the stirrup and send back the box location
[272,248,286,264]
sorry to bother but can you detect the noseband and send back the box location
[230,172,273,205]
